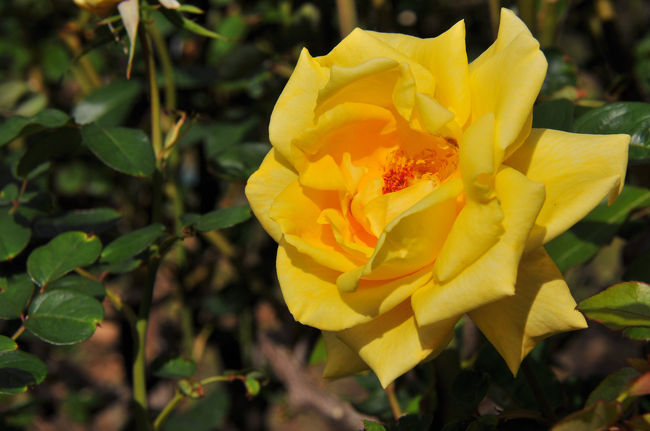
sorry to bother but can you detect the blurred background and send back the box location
[1,0,650,430]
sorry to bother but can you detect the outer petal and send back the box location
[336,300,458,388]
[269,48,328,162]
[277,242,434,331]
[469,248,587,374]
[506,128,629,250]
[369,21,471,127]
[413,167,545,326]
[322,332,369,378]
[469,9,547,163]
[245,149,298,242]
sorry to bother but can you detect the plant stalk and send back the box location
[148,23,176,112]
[153,390,184,431]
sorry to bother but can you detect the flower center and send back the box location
[382,137,458,194]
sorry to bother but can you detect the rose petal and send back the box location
[245,149,297,242]
[413,167,545,325]
[322,331,369,378]
[336,300,458,387]
[277,243,434,331]
[369,20,470,128]
[337,178,462,292]
[433,113,503,283]
[469,9,547,163]
[506,128,629,250]
[318,29,435,97]
[270,178,365,271]
[469,248,587,374]
[269,48,328,162]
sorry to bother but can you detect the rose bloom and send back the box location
[246,9,629,387]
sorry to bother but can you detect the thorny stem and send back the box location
[132,11,165,431]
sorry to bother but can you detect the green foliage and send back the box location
[573,102,650,163]
[0,109,69,147]
[0,274,34,319]
[26,231,102,287]
[81,124,156,177]
[0,350,47,395]
[25,290,104,345]
[152,356,197,379]
[100,223,166,264]
[546,186,650,272]
[0,212,30,261]
[72,80,142,126]
[193,206,251,232]
[578,282,650,331]
[550,401,620,431]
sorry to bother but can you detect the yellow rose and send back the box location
[246,9,629,387]
[73,0,122,15]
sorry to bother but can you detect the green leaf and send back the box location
[532,99,575,132]
[90,258,142,275]
[0,274,35,319]
[212,142,268,180]
[550,400,620,431]
[177,4,203,13]
[25,290,104,345]
[33,208,122,237]
[100,223,166,264]
[152,356,197,379]
[0,350,47,395]
[27,231,102,287]
[0,336,17,353]
[0,183,19,204]
[161,9,227,40]
[573,102,650,163]
[194,206,251,232]
[16,127,82,178]
[578,282,650,330]
[0,109,70,147]
[48,275,105,299]
[81,124,156,177]
[546,186,650,272]
[587,367,640,405]
[0,212,30,261]
[203,119,257,160]
[623,327,650,341]
[363,421,387,431]
[72,79,142,126]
